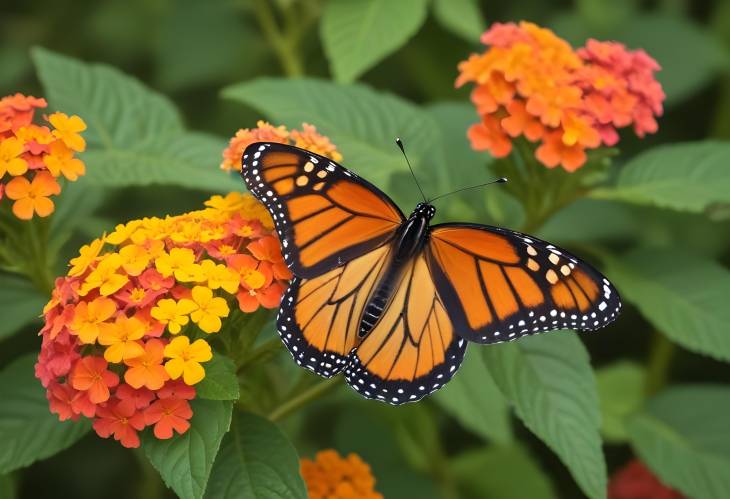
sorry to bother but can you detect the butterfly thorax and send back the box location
[358,203,435,338]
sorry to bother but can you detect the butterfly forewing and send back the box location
[241,143,405,278]
[427,223,621,344]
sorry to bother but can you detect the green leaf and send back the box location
[205,412,306,499]
[31,48,237,192]
[80,132,240,192]
[451,445,556,499]
[627,385,730,499]
[596,361,645,443]
[144,399,233,499]
[538,199,640,244]
[0,473,15,499]
[484,331,606,499]
[0,354,90,473]
[0,274,47,341]
[433,349,512,444]
[592,142,730,214]
[606,248,730,362]
[320,0,428,83]
[222,78,443,201]
[432,0,486,42]
[31,47,182,147]
[196,353,239,401]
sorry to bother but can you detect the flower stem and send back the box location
[252,0,305,77]
[268,377,339,422]
[645,332,675,395]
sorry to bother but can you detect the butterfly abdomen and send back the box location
[359,284,391,337]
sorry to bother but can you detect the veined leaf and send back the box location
[0,354,90,473]
[144,399,233,499]
[222,77,444,201]
[32,47,182,148]
[627,385,730,499]
[592,142,730,214]
[195,353,239,401]
[484,331,606,499]
[31,48,236,192]
[432,0,485,42]
[0,274,47,341]
[80,132,239,192]
[320,0,428,83]
[606,249,730,362]
[205,412,306,499]
[433,349,512,444]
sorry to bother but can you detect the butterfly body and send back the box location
[241,142,621,405]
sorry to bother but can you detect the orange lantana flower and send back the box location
[4,172,60,220]
[301,450,383,499]
[124,339,170,390]
[458,22,664,171]
[1,94,87,218]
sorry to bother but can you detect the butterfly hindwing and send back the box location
[241,143,405,279]
[344,253,467,405]
[277,243,393,378]
[427,223,621,344]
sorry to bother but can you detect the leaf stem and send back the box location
[268,377,339,422]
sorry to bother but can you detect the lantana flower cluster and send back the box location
[301,450,384,499]
[36,192,291,448]
[0,93,87,219]
[457,22,665,171]
[220,120,342,172]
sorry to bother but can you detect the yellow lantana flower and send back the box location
[155,248,204,282]
[150,298,197,334]
[49,112,87,152]
[68,237,105,277]
[119,244,152,276]
[0,137,29,177]
[163,336,213,385]
[79,253,129,296]
[98,315,146,363]
[181,286,230,333]
[200,259,240,294]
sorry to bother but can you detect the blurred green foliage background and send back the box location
[2,0,730,498]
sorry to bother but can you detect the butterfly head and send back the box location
[412,202,436,221]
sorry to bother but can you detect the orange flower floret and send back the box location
[457,22,663,171]
[4,172,61,220]
[0,94,87,219]
[124,339,170,390]
[301,450,383,499]
[70,356,119,404]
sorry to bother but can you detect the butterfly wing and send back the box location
[241,142,405,279]
[427,223,621,344]
[277,243,394,378]
[344,252,467,405]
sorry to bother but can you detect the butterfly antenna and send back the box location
[429,177,508,203]
[396,137,428,203]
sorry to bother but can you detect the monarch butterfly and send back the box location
[241,141,620,405]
